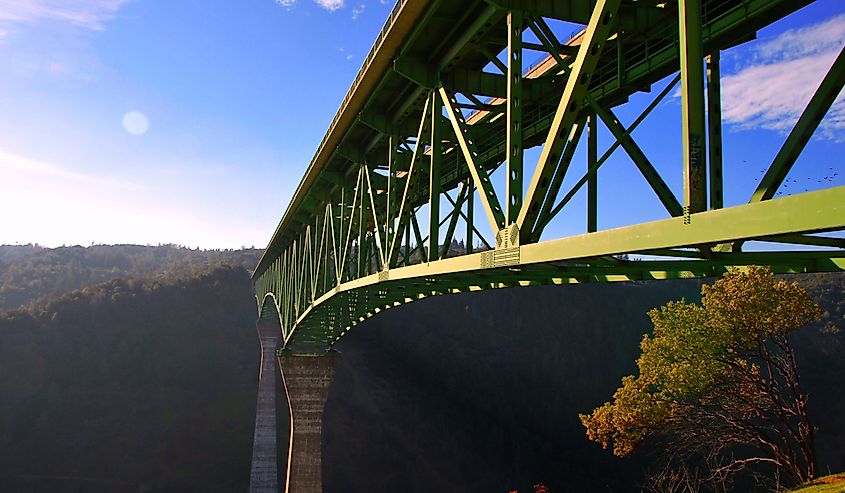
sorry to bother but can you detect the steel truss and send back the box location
[253,0,845,352]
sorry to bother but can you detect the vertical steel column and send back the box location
[357,177,364,278]
[679,0,707,214]
[282,252,287,326]
[311,218,319,301]
[506,9,523,225]
[337,189,345,285]
[291,243,298,320]
[707,52,724,210]
[404,218,410,266]
[386,136,397,258]
[282,250,289,330]
[365,234,372,275]
[587,113,598,232]
[323,210,330,294]
[429,89,442,261]
[294,237,303,317]
[466,179,475,254]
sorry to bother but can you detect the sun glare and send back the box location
[122,111,149,136]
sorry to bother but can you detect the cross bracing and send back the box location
[253,0,845,353]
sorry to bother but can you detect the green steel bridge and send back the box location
[252,0,845,353]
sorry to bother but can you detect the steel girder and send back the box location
[253,0,844,352]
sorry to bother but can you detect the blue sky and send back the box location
[0,0,842,249]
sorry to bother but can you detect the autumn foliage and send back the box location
[580,267,820,485]
[508,482,550,493]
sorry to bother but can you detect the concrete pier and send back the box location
[279,352,338,493]
[248,321,281,493]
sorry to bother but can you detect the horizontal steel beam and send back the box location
[267,186,845,348]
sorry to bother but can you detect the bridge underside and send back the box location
[254,0,845,352]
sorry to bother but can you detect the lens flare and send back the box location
[122,111,149,136]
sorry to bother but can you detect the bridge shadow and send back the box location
[248,272,845,493]
[319,280,702,493]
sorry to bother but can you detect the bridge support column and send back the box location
[279,352,338,493]
[249,321,281,493]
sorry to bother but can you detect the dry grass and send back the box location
[787,473,845,492]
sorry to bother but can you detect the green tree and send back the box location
[580,267,820,486]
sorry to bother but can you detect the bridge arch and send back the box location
[254,293,290,360]
[253,251,845,353]
[257,292,283,326]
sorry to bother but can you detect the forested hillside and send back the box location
[0,266,259,492]
[0,246,842,492]
[0,244,262,312]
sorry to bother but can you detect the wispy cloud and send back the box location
[753,14,845,63]
[351,3,364,20]
[0,0,129,31]
[721,14,845,140]
[0,148,142,190]
[315,0,344,11]
[0,1,128,78]
[274,0,346,13]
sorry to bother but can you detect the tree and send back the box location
[580,267,820,486]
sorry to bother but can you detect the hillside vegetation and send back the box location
[0,244,842,492]
[0,244,262,311]
[0,265,259,492]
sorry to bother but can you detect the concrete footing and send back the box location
[248,321,281,493]
[279,352,338,493]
